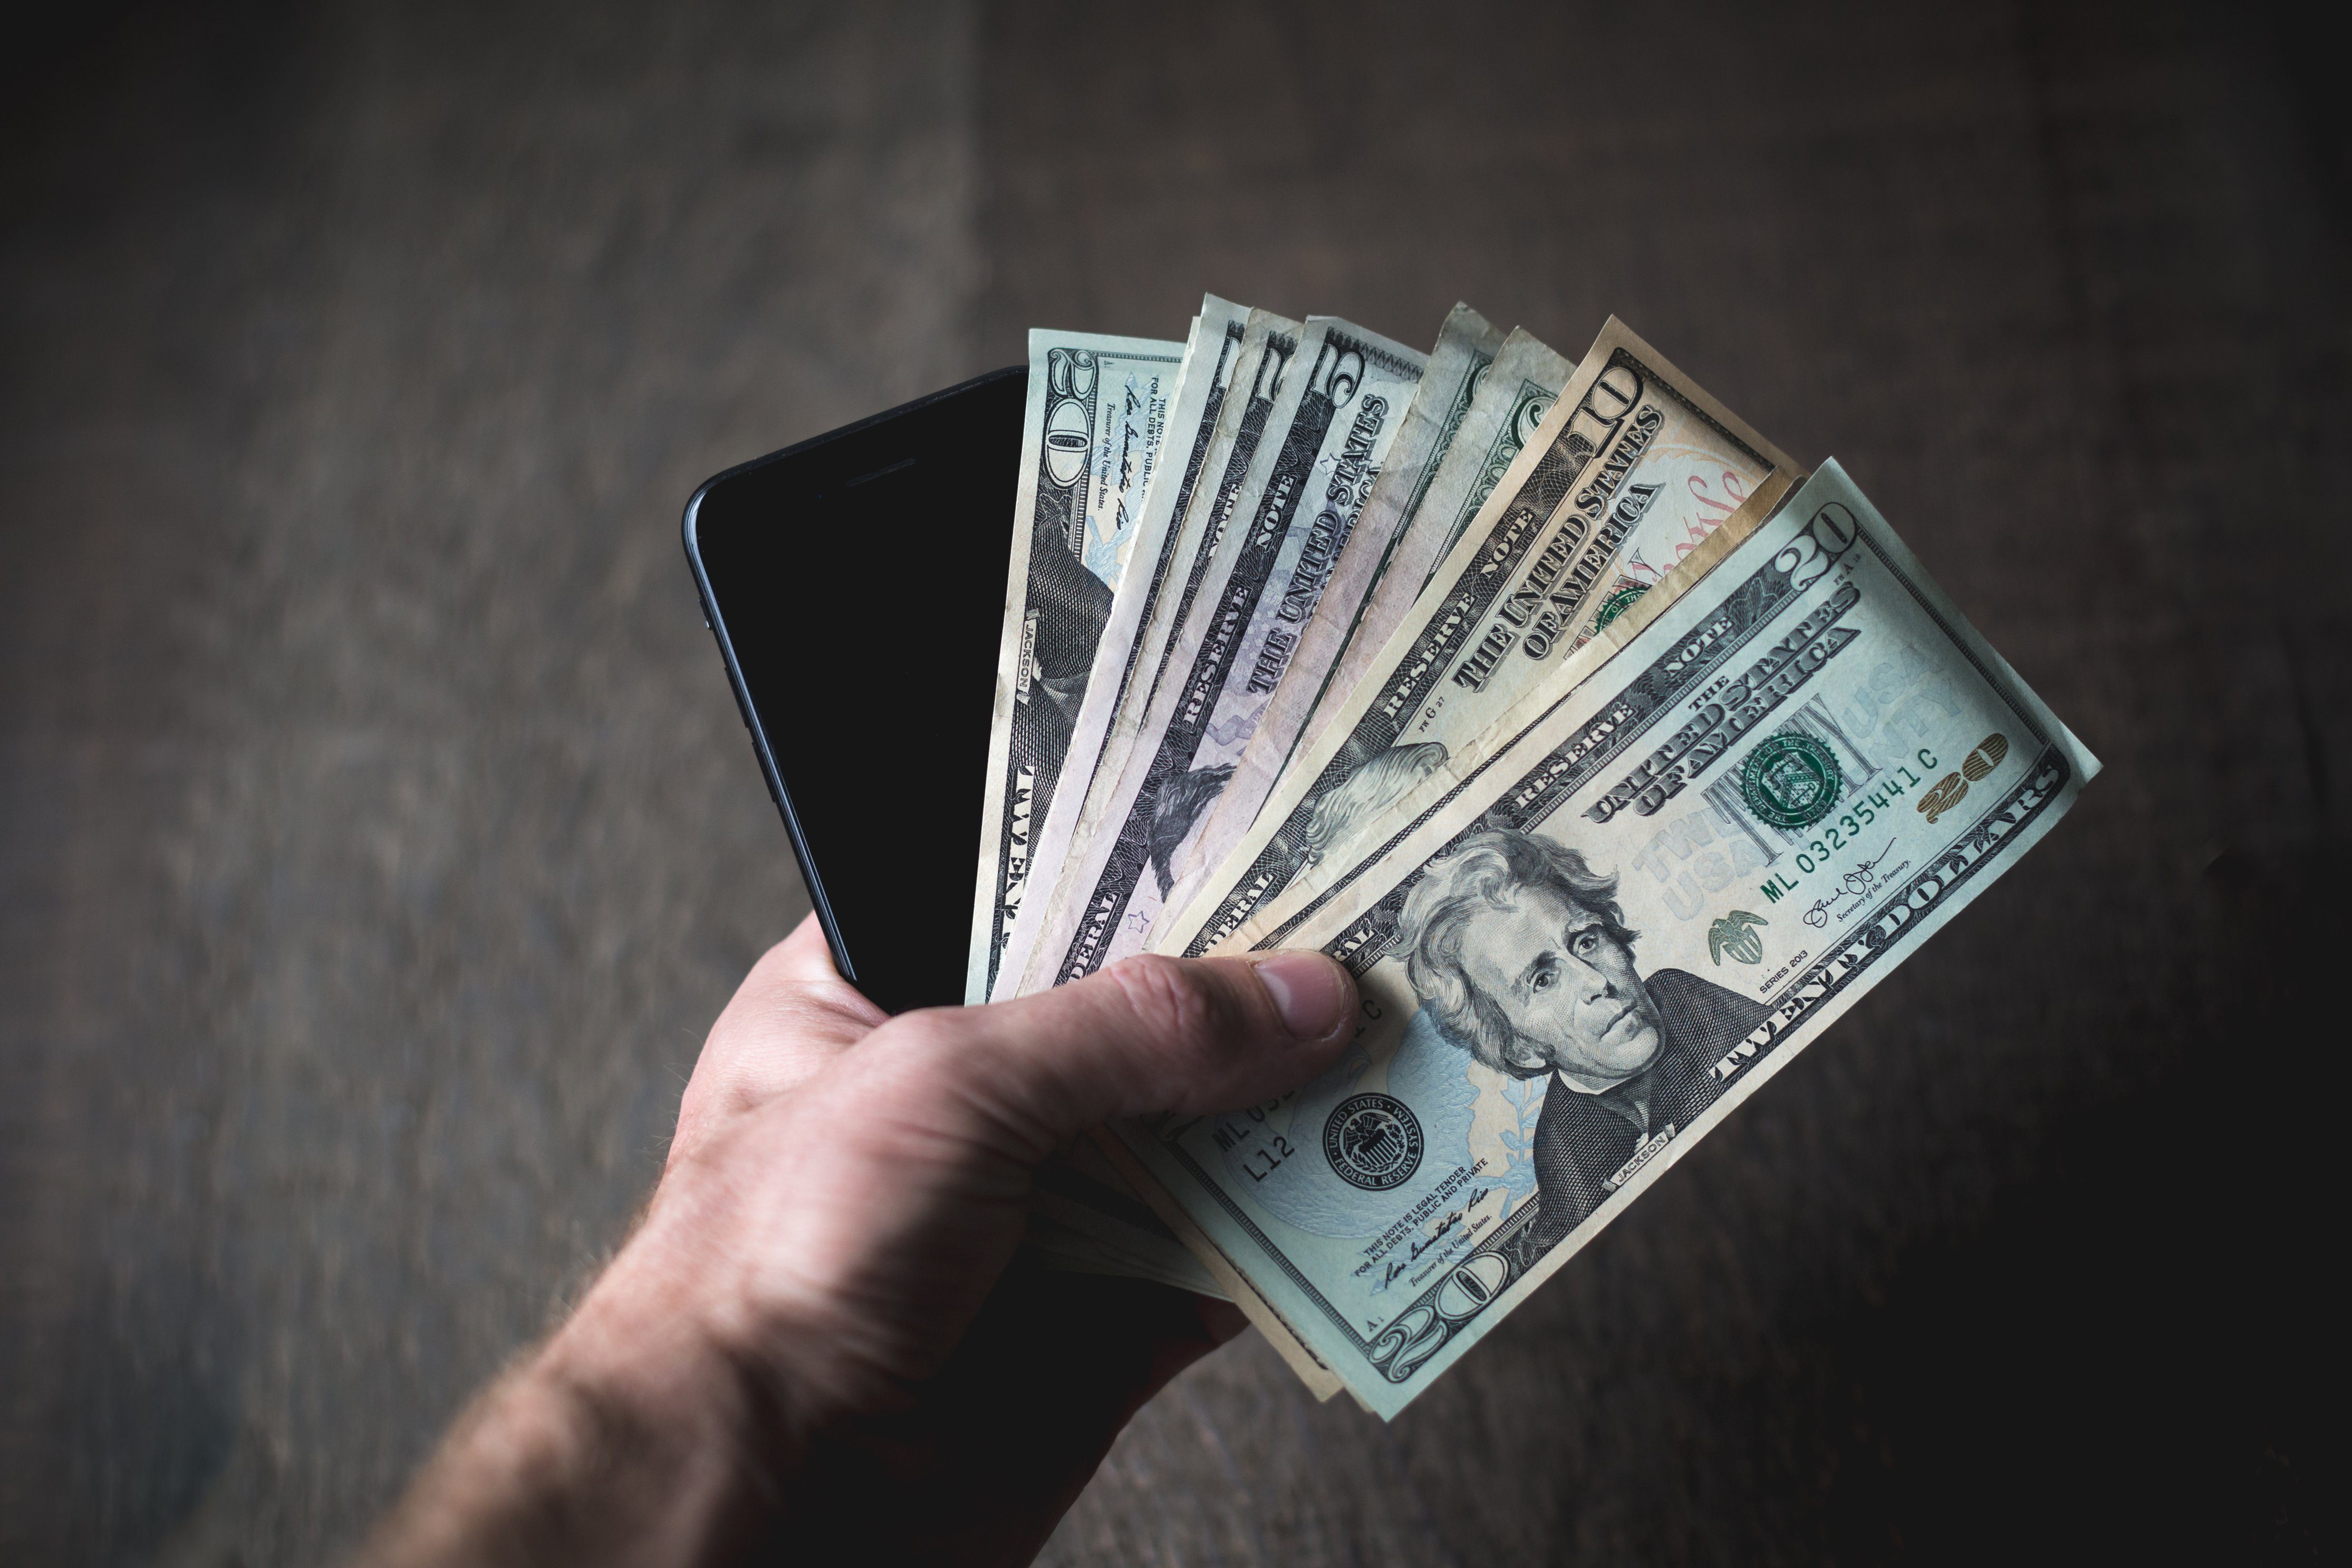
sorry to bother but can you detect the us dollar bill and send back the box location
[1155,304,1509,926]
[999,309,1292,1288]
[1111,460,2100,1416]
[1156,318,1796,962]
[989,301,1253,1005]
[1403,327,1580,602]
[1203,497,1763,955]
[1275,326,1578,829]
[992,309,1301,1001]
[967,330,1185,1002]
[1207,326,1576,923]
[1013,318,1431,994]
[1025,1138,1229,1296]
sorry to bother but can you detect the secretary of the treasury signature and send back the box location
[1802,839,1907,927]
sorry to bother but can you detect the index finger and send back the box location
[668,915,887,1171]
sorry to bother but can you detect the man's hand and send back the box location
[354,915,1356,1566]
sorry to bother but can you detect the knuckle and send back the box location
[868,1006,959,1062]
[1103,954,1226,1044]
[851,1010,1025,1140]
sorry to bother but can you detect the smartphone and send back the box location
[682,367,1025,1014]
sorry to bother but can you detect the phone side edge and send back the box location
[681,479,860,986]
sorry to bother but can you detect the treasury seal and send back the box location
[1591,583,1648,631]
[1323,1093,1424,1191]
[1741,732,1844,830]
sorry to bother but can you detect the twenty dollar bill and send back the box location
[1112,460,2099,1416]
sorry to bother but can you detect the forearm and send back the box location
[352,1256,785,1568]
[349,934,1356,1566]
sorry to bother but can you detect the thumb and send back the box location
[875,951,1359,1163]
[646,952,1358,1415]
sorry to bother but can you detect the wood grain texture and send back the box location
[1,1,2338,1562]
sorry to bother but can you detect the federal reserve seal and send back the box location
[1740,732,1844,830]
[1323,1093,1424,1191]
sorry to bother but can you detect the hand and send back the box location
[354,915,1356,1566]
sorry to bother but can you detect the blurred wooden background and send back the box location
[2,2,2338,1561]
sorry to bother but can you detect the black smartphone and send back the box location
[682,367,1025,1015]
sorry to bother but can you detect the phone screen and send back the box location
[685,368,1026,1013]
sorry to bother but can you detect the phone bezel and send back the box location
[681,365,1024,1010]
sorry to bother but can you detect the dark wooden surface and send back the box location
[2,2,2338,1561]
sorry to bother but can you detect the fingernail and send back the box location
[1251,952,1351,1041]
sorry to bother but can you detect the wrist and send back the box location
[538,1232,800,1545]
[361,1246,788,1568]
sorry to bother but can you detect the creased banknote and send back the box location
[992,300,1253,1001]
[1207,497,1764,955]
[1153,304,1507,930]
[968,330,1185,1002]
[993,309,1301,1001]
[1262,325,1575,806]
[1111,460,2100,1415]
[1158,318,1796,962]
[1013,318,1430,995]
[1189,327,1576,951]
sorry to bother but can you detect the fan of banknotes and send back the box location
[970,299,2098,1417]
